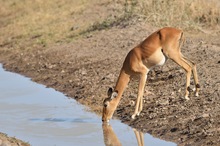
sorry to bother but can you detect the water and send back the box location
[0,64,176,146]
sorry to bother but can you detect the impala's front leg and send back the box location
[137,93,143,116]
[137,73,149,116]
[192,64,200,97]
[132,68,147,119]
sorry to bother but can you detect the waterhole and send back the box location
[0,64,176,146]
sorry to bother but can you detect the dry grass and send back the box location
[76,0,220,34]
[135,0,220,30]
[0,0,219,50]
[0,0,85,47]
[0,0,122,47]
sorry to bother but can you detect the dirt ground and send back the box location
[0,1,220,146]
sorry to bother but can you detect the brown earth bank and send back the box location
[0,132,30,146]
[0,0,220,145]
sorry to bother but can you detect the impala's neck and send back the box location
[114,69,130,102]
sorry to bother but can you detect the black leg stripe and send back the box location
[196,84,201,88]
[187,86,193,92]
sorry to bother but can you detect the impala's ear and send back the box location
[107,88,118,99]
[107,87,113,97]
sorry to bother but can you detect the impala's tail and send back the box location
[179,32,185,50]
[179,32,196,65]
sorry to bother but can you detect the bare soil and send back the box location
[0,1,220,145]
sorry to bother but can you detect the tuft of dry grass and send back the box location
[135,0,220,30]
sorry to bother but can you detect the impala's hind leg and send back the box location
[170,55,193,100]
[182,56,200,96]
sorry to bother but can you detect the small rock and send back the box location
[130,100,135,106]
[170,127,178,132]
[168,74,174,79]
[80,69,87,75]
[202,113,209,118]
[159,99,169,105]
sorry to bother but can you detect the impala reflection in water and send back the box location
[102,123,144,146]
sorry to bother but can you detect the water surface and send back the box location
[0,64,176,146]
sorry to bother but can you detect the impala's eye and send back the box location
[103,101,109,108]
[104,103,108,107]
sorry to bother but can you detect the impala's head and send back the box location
[102,88,119,123]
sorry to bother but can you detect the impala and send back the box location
[102,27,200,122]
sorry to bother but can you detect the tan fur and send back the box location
[102,27,200,122]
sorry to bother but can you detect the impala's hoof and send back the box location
[131,114,136,119]
[195,92,199,97]
[184,96,190,100]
